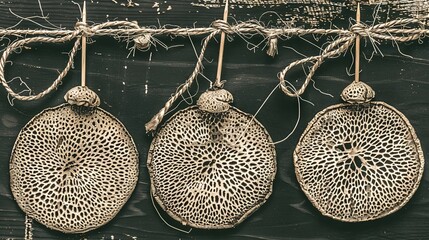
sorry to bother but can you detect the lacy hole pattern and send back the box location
[10,104,139,233]
[148,106,276,229]
[294,102,424,222]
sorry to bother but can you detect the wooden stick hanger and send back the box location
[214,0,229,88]
[81,1,87,87]
[354,1,361,82]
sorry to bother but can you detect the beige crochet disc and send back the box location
[10,86,139,233]
[148,89,276,229]
[294,82,424,222]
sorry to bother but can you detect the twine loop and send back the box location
[0,34,80,102]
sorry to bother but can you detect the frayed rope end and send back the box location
[266,37,278,57]
[145,117,159,134]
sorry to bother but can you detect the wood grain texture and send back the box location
[0,0,428,239]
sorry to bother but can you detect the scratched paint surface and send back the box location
[192,0,429,26]
[107,0,429,26]
[0,0,428,239]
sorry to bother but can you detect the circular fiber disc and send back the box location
[294,102,424,222]
[148,105,276,229]
[10,104,139,233]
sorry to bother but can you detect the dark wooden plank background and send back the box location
[0,0,428,239]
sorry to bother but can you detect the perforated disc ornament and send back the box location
[294,81,424,222]
[10,86,139,233]
[148,89,276,229]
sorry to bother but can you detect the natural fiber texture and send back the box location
[0,18,426,130]
[64,86,100,107]
[10,101,139,233]
[0,35,80,101]
[278,19,427,98]
[196,89,233,113]
[147,19,428,131]
[294,101,424,222]
[341,81,375,103]
[279,36,354,97]
[144,30,219,133]
[148,90,276,229]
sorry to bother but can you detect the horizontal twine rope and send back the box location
[145,18,429,132]
[0,18,426,131]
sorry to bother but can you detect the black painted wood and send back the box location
[0,1,428,239]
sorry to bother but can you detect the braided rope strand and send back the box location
[0,34,80,101]
[0,18,426,131]
[145,30,220,133]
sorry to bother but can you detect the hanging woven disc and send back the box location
[10,86,139,233]
[148,89,276,229]
[294,81,424,222]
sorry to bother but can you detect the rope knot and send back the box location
[350,23,367,37]
[212,20,233,34]
[133,33,152,51]
[75,21,95,37]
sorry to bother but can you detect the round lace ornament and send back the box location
[10,86,139,233]
[148,89,276,229]
[294,81,424,222]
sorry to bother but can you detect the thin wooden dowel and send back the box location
[214,0,229,88]
[81,1,87,87]
[354,2,361,83]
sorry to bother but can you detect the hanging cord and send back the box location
[0,12,425,117]
[146,0,231,132]
[0,18,425,39]
[0,34,80,101]
[278,18,426,97]
[145,20,428,131]
[144,30,219,133]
